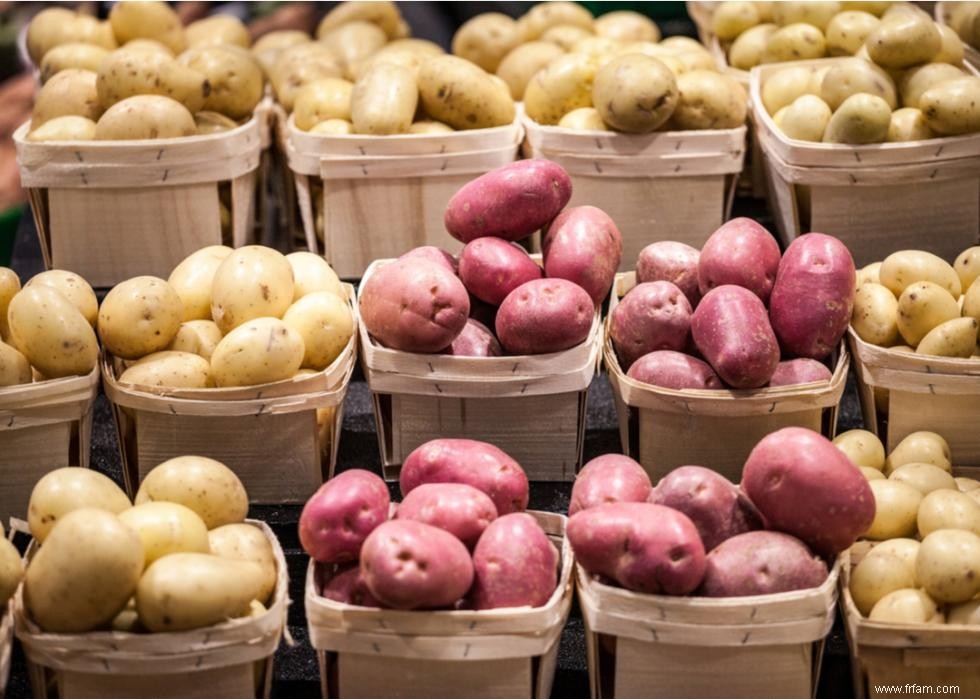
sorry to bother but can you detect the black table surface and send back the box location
[7,196,862,698]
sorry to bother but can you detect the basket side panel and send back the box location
[0,423,70,522]
[56,664,255,699]
[336,654,532,699]
[856,647,980,698]
[887,391,980,469]
[761,153,803,249]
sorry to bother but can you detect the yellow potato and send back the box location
[211,246,295,334]
[763,23,827,62]
[856,261,882,288]
[27,8,84,63]
[25,508,144,633]
[31,69,102,129]
[864,479,922,539]
[807,65,833,95]
[661,36,711,52]
[920,76,980,136]
[495,42,565,101]
[123,38,176,59]
[519,2,594,41]
[251,30,310,76]
[869,588,943,623]
[119,350,212,389]
[772,106,789,129]
[866,13,942,68]
[820,58,897,110]
[881,250,961,297]
[322,21,389,81]
[576,36,623,64]
[849,551,917,616]
[866,537,920,568]
[316,1,403,40]
[418,55,516,131]
[670,70,747,130]
[523,52,597,125]
[351,46,425,81]
[860,466,886,481]
[772,2,842,31]
[110,601,142,633]
[823,93,891,144]
[27,467,130,543]
[208,523,278,603]
[896,281,960,346]
[95,94,197,140]
[887,107,934,141]
[27,115,98,142]
[0,341,31,387]
[350,63,417,135]
[852,282,900,346]
[7,286,98,378]
[179,45,264,120]
[778,94,832,141]
[954,246,980,292]
[167,245,232,322]
[833,428,886,469]
[39,42,109,84]
[885,431,952,475]
[98,48,210,113]
[25,270,98,326]
[282,292,354,371]
[558,107,608,131]
[409,120,454,134]
[762,66,815,115]
[286,252,345,301]
[98,276,183,359]
[185,15,251,49]
[210,318,305,387]
[136,553,265,632]
[843,2,894,17]
[594,11,659,43]
[934,23,966,65]
[957,477,980,492]
[271,43,343,112]
[385,39,444,58]
[452,13,521,73]
[899,63,965,110]
[310,119,354,135]
[541,24,594,52]
[0,268,19,342]
[889,462,958,495]
[672,47,718,73]
[166,320,222,362]
[135,455,247,529]
[0,539,22,609]
[947,599,980,625]
[119,502,210,567]
[294,78,353,131]
[826,11,881,55]
[915,529,980,603]
[916,317,978,358]
[918,489,980,537]
[728,23,779,70]
[712,1,761,41]
[592,54,677,133]
[963,278,980,323]
[109,1,186,55]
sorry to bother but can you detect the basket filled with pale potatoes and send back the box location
[937,1,980,70]
[98,245,356,504]
[14,458,287,699]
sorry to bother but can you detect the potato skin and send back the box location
[495,41,564,101]
[208,523,278,604]
[768,358,833,386]
[567,502,706,595]
[698,218,781,303]
[471,513,558,610]
[592,54,678,134]
[626,350,724,391]
[168,245,233,322]
[360,259,469,353]
[135,455,247,529]
[95,95,196,140]
[866,12,942,69]
[852,282,900,346]
[636,242,701,306]
[820,58,896,111]
[118,501,210,567]
[569,455,652,516]
[458,237,542,306]
[179,45,263,119]
[897,281,959,347]
[360,520,474,610]
[418,55,516,131]
[118,350,211,388]
[98,276,182,359]
[210,246,295,334]
[915,529,980,604]
[26,269,98,327]
[496,278,594,355]
[396,483,498,550]
[452,13,520,73]
[823,93,891,144]
[920,77,980,136]
[28,467,131,543]
[299,469,389,564]
[31,69,102,129]
[742,427,875,556]
[670,70,747,130]
[446,318,501,357]
[7,285,98,378]
[400,438,528,515]
[699,531,828,596]
[351,63,418,135]
[322,565,380,607]
[0,342,30,387]
[210,317,305,387]
[610,282,692,369]
[398,246,458,275]
[282,292,354,370]
[542,206,623,306]
[444,160,572,244]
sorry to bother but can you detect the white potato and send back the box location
[135,455,247,529]
[210,246,295,334]
[210,318,305,387]
[98,276,183,359]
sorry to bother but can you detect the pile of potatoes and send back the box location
[837,429,980,625]
[851,247,980,358]
[360,160,621,356]
[1,267,99,385]
[26,1,266,142]
[99,246,353,389]
[568,427,873,596]
[22,457,278,633]
[300,439,560,611]
[945,2,980,53]
[612,220,854,391]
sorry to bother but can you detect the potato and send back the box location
[523,52,598,125]
[110,1,185,54]
[210,318,304,387]
[0,268,20,342]
[519,2,593,40]
[299,469,389,564]
[321,21,388,81]
[894,281,959,347]
[210,246,294,334]
[916,317,978,357]
[349,63,417,135]
[954,246,980,292]
[0,341,30,387]
[28,467,131,543]
[252,29,309,72]
[869,588,943,623]
[322,565,379,607]
[542,206,622,305]
[701,531,827,597]
[957,477,980,493]
[118,350,211,388]
[861,466,886,480]
[0,539,22,609]
[592,54,677,133]
[650,466,763,552]
[964,277,980,324]
[823,93,891,144]
[947,599,980,625]
[770,233,856,360]
[398,246,458,274]
[772,2,841,30]
[397,483,498,550]
[729,23,778,70]
[472,513,558,609]
[866,13,942,68]
[635,241,700,306]
[95,95,197,140]
[199,106,238,132]
[712,2,761,40]
[25,115,96,142]
[885,431,952,475]
[310,118,354,135]
[118,501,210,567]
[899,63,965,110]
[742,427,875,555]
[451,13,521,73]
[25,508,143,633]
[97,276,181,359]
[887,107,934,141]
[669,70,747,131]
[698,218,781,303]
[7,286,98,378]
[856,261,883,289]
[833,429,886,470]
[778,94,831,141]
[920,76,980,136]
[315,0,402,39]
[282,292,353,371]
[25,269,97,326]
[890,462,958,495]
[293,78,353,131]
[918,489,980,537]
[768,358,833,386]
[400,438,528,515]
[135,455,247,529]
[567,502,706,594]
[496,278,594,355]
[281,253,342,302]
[97,49,208,113]
[852,283,900,346]
[868,537,920,564]
[185,15,250,49]
[594,11,659,43]
[271,43,343,111]
[179,45,263,120]
[881,250,961,297]
[361,519,474,610]
[208,524,278,604]
[762,66,814,114]
[444,318,499,357]
[31,69,101,128]
[916,529,980,603]
[557,107,607,131]
[626,350,724,390]
[123,38,176,58]
[167,245,232,322]
[39,42,109,84]
[495,42,564,101]
[826,11,881,55]
[27,8,87,63]
[541,24,594,51]
[934,23,966,65]
[569,454,651,516]
[764,23,827,62]
[821,58,897,111]
[166,320,222,361]
[418,55,516,131]
[458,237,542,306]
[610,282,692,368]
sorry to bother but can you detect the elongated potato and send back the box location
[885,431,952,475]
[97,49,209,113]
[418,56,515,130]
[118,350,212,388]
[350,63,417,135]
[7,286,98,378]
[495,41,564,101]
[763,23,827,62]
[168,245,233,321]
[524,53,598,125]
[95,95,196,140]
[954,247,980,292]
[210,318,305,387]
[896,281,959,347]
[851,283,900,346]
[916,317,978,357]
[881,250,961,297]
[25,270,97,326]
[28,467,131,543]
[135,455,248,529]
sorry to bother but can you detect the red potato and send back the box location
[769,233,856,360]
[322,565,381,607]
[400,438,529,515]
[359,258,470,353]
[636,241,701,306]
[360,520,474,610]
[458,237,542,306]
[444,160,573,243]
[610,281,692,369]
[648,466,763,552]
[699,531,829,597]
[542,206,623,305]
[569,454,652,516]
[445,318,502,357]
[626,350,723,390]
[399,246,458,275]
[691,285,780,389]
[495,278,594,355]
[471,513,559,610]
[768,358,832,387]
[396,483,498,549]
[698,218,781,303]
[567,502,706,595]
[742,427,875,556]
[299,469,390,564]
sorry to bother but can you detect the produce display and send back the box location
[21,456,277,633]
[851,247,980,357]
[612,219,854,390]
[837,429,980,625]
[942,2,980,54]
[301,439,558,611]
[100,246,352,388]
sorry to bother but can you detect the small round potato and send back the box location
[763,23,828,63]
[118,350,212,389]
[899,63,966,110]
[869,588,944,624]
[558,107,608,131]
[179,45,263,120]
[294,78,353,131]
[0,269,18,342]
[916,317,979,358]
[98,276,182,359]
[168,245,233,322]
[351,63,418,135]
[31,69,101,129]
[282,292,354,371]
[592,54,678,133]
[95,95,196,140]
[316,1,403,40]
[728,23,778,70]
[918,489,980,537]
[856,261,883,289]
[920,76,980,136]
[541,24,594,52]
[868,538,921,568]
[881,250,961,297]
[851,282,900,346]
[119,501,211,566]
[495,41,566,100]
[208,523,278,604]
[896,281,960,347]
[185,15,251,49]
[210,317,305,387]
[310,119,354,135]
[887,107,934,142]
[418,55,516,131]
[762,66,815,115]
[28,467,131,543]
[915,529,980,603]
[0,342,31,387]
[594,11,659,43]
[39,43,109,84]
[823,93,891,144]
[954,246,980,292]
[670,70,747,130]
[772,2,842,31]
[963,277,980,323]
[779,94,832,141]
[866,13,942,68]
[519,1,594,41]
[524,52,599,125]
[25,270,98,326]
[27,8,84,63]
[271,43,343,111]
[820,58,897,110]
[135,455,248,529]
[210,246,295,334]
[109,1,186,55]
[864,479,922,540]
[321,20,389,81]
[826,11,881,55]
[27,115,97,142]
[890,462,958,495]
[885,431,952,475]
[452,13,521,73]
[849,550,917,616]
[7,286,98,378]
[712,1,761,41]
[166,320,223,361]
[833,429,886,470]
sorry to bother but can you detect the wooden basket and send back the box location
[522,115,744,271]
[751,58,980,266]
[685,1,717,46]
[0,593,13,699]
[358,259,601,482]
[15,519,288,699]
[101,286,357,504]
[936,2,980,71]
[284,116,523,278]
[848,327,980,476]
[841,545,980,699]
[605,273,847,483]
[578,558,840,699]
[306,510,573,699]
[13,117,263,288]
[0,366,100,522]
